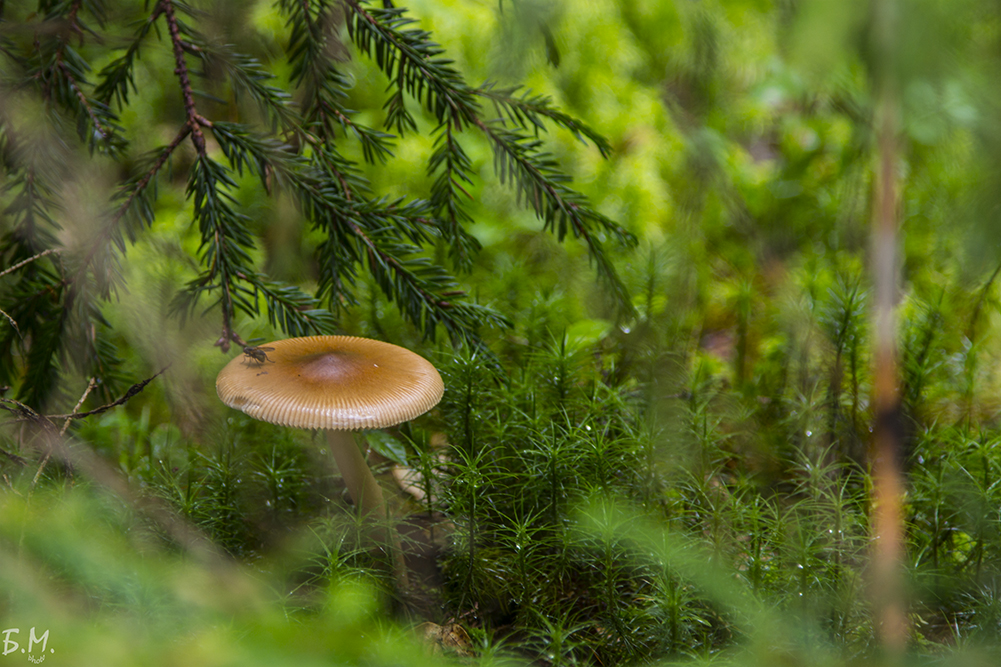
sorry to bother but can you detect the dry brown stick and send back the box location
[1,376,229,566]
[0,397,45,425]
[0,368,167,426]
[48,367,168,421]
[869,2,907,651]
[29,378,98,490]
[28,427,229,565]
[61,378,97,436]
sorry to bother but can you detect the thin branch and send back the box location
[61,377,96,436]
[0,367,166,426]
[474,85,612,156]
[0,307,20,339]
[112,125,190,228]
[46,0,119,149]
[161,2,241,348]
[342,0,476,126]
[49,367,167,421]
[967,261,1001,343]
[58,60,111,141]
[343,216,446,308]
[474,118,634,310]
[0,248,60,279]
[0,397,48,427]
[63,0,84,39]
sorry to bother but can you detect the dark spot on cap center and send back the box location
[295,351,370,385]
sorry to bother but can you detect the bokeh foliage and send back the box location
[5,0,1001,666]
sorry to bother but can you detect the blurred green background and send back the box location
[5,0,1001,665]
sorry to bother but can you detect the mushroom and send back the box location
[215,335,444,527]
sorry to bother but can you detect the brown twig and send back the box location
[63,378,97,436]
[0,248,60,280]
[160,0,209,157]
[0,448,28,466]
[0,397,47,427]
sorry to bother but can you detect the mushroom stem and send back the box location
[325,430,386,519]
[325,430,409,588]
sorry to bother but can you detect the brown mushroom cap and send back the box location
[216,336,443,430]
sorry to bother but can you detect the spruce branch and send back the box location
[170,142,336,349]
[313,142,369,200]
[33,0,125,154]
[475,84,612,157]
[93,5,164,108]
[56,59,119,151]
[477,120,635,311]
[181,34,301,134]
[280,0,396,163]
[326,104,396,164]
[208,121,503,344]
[72,124,191,297]
[428,121,480,271]
[250,277,337,336]
[320,207,507,345]
[340,0,631,310]
[184,155,255,334]
[343,0,477,129]
[110,125,191,246]
[2,0,630,401]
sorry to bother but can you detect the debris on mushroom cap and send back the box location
[215,336,444,430]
